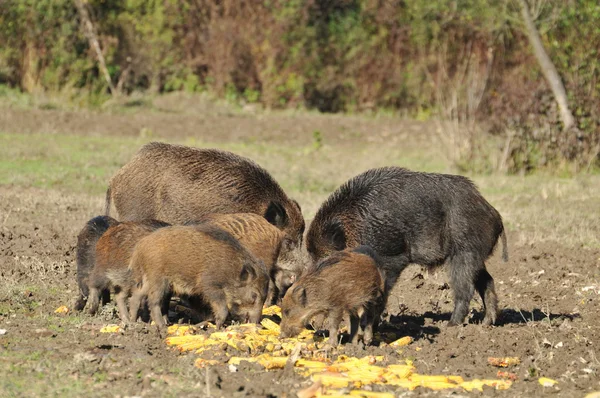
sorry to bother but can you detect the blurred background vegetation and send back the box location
[0,0,598,173]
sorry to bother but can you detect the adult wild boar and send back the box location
[105,142,305,245]
[306,167,508,327]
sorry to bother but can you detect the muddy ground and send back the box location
[1,103,599,397]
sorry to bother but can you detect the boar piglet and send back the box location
[128,224,269,329]
[307,167,508,326]
[280,246,385,346]
[74,215,120,311]
[87,219,171,322]
[106,142,305,245]
[192,213,306,304]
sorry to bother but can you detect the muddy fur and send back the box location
[306,167,508,326]
[280,246,385,346]
[86,219,171,322]
[74,215,120,311]
[128,224,269,329]
[193,213,307,303]
[105,142,305,245]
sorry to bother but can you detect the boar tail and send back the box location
[500,230,508,262]
[104,186,112,216]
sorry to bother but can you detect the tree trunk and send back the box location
[518,0,575,131]
[74,0,116,95]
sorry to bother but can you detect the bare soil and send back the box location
[1,104,599,397]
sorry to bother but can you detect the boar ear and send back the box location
[240,263,257,282]
[265,201,288,228]
[294,286,308,307]
[324,219,346,251]
[291,199,302,212]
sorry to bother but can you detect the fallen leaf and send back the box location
[496,371,518,381]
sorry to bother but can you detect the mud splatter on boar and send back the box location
[306,167,508,326]
[128,224,269,329]
[87,219,170,322]
[74,215,119,311]
[105,142,305,245]
[280,246,385,346]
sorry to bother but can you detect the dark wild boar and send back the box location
[87,219,170,322]
[280,246,385,346]
[105,142,305,245]
[128,224,269,329]
[306,167,508,327]
[193,213,306,303]
[74,215,120,311]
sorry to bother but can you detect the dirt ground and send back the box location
[1,103,599,397]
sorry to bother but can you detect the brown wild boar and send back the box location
[87,219,170,322]
[105,142,305,246]
[280,246,385,346]
[193,213,306,303]
[74,215,120,311]
[128,224,269,329]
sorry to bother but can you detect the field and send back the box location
[1,94,599,397]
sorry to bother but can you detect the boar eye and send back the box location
[283,309,290,317]
[251,292,258,304]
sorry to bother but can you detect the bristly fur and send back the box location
[73,215,120,311]
[306,166,507,326]
[128,224,269,328]
[86,219,170,322]
[105,142,305,245]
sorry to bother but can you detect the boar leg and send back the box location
[348,314,360,345]
[475,267,498,326]
[326,309,344,346]
[128,290,144,323]
[362,308,378,346]
[208,294,230,329]
[448,252,478,326]
[114,288,130,323]
[73,290,87,312]
[87,287,102,315]
[147,280,169,328]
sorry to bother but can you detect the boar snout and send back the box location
[279,322,303,339]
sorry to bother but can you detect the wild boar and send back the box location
[87,219,170,321]
[306,167,508,326]
[280,246,385,346]
[128,224,269,329]
[74,215,120,311]
[105,142,305,246]
[192,213,306,303]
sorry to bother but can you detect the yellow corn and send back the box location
[312,373,353,388]
[384,364,414,379]
[262,305,282,317]
[261,318,281,333]
[389,336,413,347]
[348,391,396,398]
[538,377,558,387]
[54,305,69,314]
[99,324,121,333]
